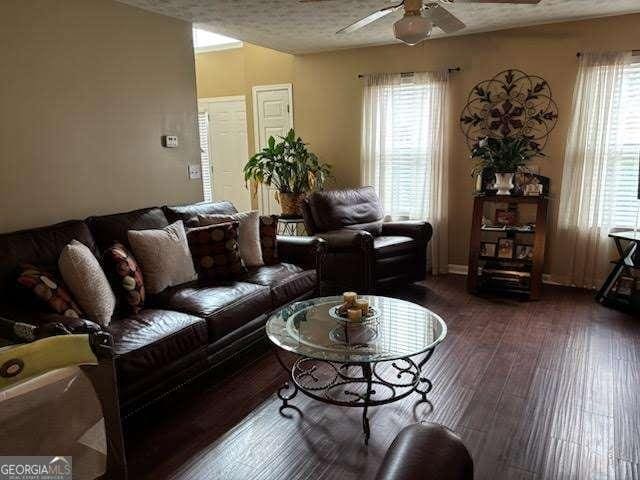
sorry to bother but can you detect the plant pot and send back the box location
[494,172,515,195]
[278,192,305,217]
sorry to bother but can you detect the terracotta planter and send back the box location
[278,192,305,217]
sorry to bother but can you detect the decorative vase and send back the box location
[278,192,305,217]
[494,172,515,195]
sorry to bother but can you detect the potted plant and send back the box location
[244,129,332,216]
[470,136,543,195]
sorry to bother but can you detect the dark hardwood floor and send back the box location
[124,275,640,480]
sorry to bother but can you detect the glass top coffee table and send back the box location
[266,296,447,444]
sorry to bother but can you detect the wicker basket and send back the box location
[278,192,305,217]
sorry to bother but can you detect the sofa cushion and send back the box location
[187,222,247,281]
[163,201,237,224]
[259,215,279,265]
[244,263,316,307]
[154,281,272,340]
[374,236,416,258]
[306,187,384,234]
[107,309,207,386]
[0,220,97,291]
[103,243,146,315]
[87,207,169,251]
[16,265,84,318]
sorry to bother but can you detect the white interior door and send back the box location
[252,84,293,215]
[199,97,251,212]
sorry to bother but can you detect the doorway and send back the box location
[252,84,294,215]
[198,96,251,212]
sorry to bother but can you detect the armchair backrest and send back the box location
[302,187,384,235]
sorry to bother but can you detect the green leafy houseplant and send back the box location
[470,136,543,176]
[244,129,332,215]
[470,136,545,195]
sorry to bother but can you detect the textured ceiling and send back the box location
[118,0,640,54]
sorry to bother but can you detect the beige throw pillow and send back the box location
[127,221,197,294]
[197,211,264,267]
[59,240,116,327]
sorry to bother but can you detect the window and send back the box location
[192,28,242,53]
[361,72,447,221]
[198,111,213,202]
[603,56,640,228]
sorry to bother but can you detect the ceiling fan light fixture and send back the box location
[393,11,432,46]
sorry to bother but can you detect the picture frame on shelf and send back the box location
[480,242,497,258]
[497,238,515,259]
[516,245,534,261]
[495,209,518,226]
[513,172,550,196]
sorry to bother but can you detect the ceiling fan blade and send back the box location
[337,3,402,34]
[424,4,465,33]
[453,0,541,3]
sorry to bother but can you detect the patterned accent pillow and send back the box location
[103,242,146,315]
[187,222,247,280]
[17,265,83,318]
[259,215,279,265]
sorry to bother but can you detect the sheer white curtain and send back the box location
[554,51,633,288]
[361,71,449,274]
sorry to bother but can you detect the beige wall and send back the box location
[0,0,203,233]
[195,13,640,273]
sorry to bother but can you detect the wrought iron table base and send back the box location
[274,348,435,444]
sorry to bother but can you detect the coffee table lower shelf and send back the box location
[273,348,436,444]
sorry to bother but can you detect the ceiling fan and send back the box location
[300,0,542,46]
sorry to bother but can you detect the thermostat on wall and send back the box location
[162,135,179,148]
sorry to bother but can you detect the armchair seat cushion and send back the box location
[154,281,272,340]
[244,263,316,307]
[107,309,207,387]
[374,236,416,258]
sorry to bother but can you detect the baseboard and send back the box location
[446,264,564,286]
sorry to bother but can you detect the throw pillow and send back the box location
[197,211,263,267]
[127,221,197,294]
[187,222,247,281]
[103,242,145,315]
[17,265,83,318]
[259,215,279,265]
[58,240,116,327]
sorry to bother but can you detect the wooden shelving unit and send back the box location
[467,195,549,300]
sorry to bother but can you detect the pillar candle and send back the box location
[347,308,362,322]
[355,299,369,316]
[343,291,357,306]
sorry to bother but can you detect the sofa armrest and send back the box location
[37,314,102,339]
[277,235,326,270]
[381,221,433,244]
[375,423,473,480]
[318,230,375,252]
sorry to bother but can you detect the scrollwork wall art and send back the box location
[460,69,558,151]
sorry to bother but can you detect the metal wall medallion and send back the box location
[460,69,558,151]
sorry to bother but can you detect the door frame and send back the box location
[251,83,294,154]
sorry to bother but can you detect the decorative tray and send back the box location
[328,305,380,324]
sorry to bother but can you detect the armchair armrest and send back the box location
[381,221,433,244]
[318,230,375,252]
[277,235,327,270]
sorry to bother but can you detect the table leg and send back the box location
[274,348,298,415]
[362,363,373,445]
[414,348,434,402]
[596,238,637,303]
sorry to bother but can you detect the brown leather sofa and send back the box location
[375,423,474,480]
[302,187,432,293]
[0,201,324,414]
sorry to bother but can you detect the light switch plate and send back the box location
[162,135,179,148]
[188,164,201,180]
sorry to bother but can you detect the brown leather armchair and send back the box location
[302,187,432,293]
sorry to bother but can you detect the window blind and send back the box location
[198,111,213,202]
[604,56,640,228]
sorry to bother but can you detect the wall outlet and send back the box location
[188,164,201,180]
[162,135,179,148]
